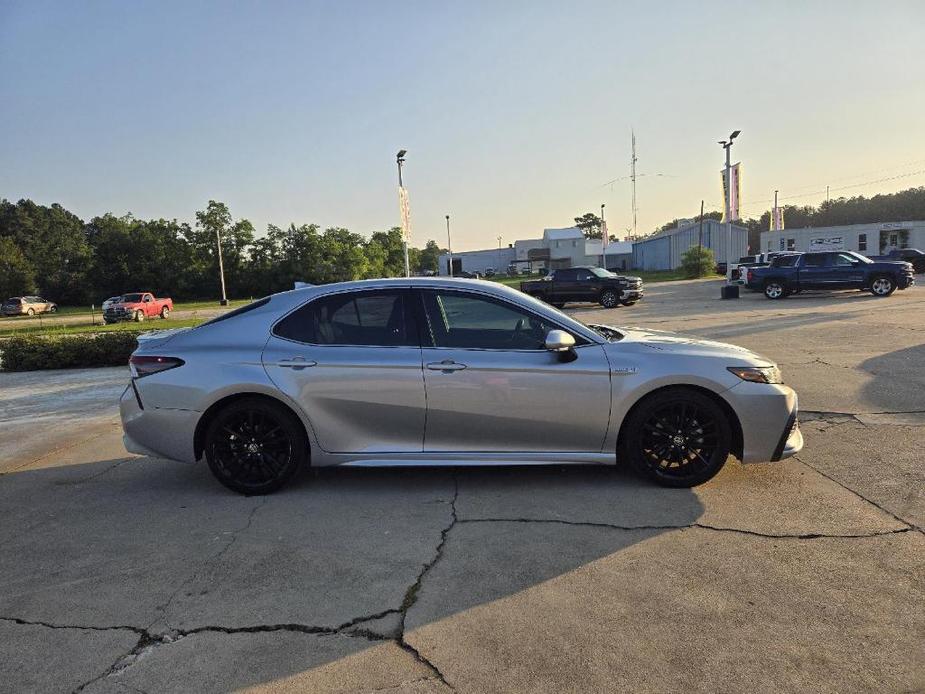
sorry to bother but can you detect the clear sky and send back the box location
[2,0,924,250]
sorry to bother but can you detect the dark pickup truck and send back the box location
[520,266,644,308]
[870,248,925,273]
[746,251,915,299]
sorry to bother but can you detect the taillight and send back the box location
[129,355,185,378]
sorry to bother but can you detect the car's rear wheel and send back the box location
[26,308,35,316]
[622,388,732,487]
[600,290,619,308]
[870,276,896,297]
[204,398,307,495]
[764,281,788,300]
[160,306,170,319]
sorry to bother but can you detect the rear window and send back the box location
[201,296,271,326]
[5,298,23,304]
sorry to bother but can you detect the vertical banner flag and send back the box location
[720,163,742,221]
[771,205,785,231]
[601,220,609,245]
[398,186,412,243]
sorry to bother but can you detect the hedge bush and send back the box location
[0,331,143,371]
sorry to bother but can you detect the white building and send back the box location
[761,220,925,257]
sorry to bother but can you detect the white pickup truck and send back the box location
[728,252,798,286]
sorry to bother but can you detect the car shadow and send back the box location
[0,456,702,690]
[859,344,925,413]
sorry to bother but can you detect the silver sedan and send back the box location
[120,278,803,494]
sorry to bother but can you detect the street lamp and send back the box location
[215,227,228,306]
[445,214,453,277]
[718,130,740,282]
[396,150,410,277]
[600,203,606,270]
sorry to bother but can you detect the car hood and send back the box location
[598,326,773,365]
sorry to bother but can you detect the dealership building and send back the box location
[632,218,748,271]
[761,220,925,256]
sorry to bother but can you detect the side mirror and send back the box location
[544,329,575,352]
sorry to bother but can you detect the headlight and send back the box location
[727,365,782,384]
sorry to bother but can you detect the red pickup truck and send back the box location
[103,292,173,323]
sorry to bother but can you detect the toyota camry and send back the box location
[120,278,803,494]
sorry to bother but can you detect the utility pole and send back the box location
[445,214,453,277]
[630,130,638,239]
[600,203,607,270]
[397,150,410,278]
[773,189,779,232]
[215,227,228,305]
[718,130,740,281]
[826,185,830,203]
[698,199,704,279]
[497,235,503,248]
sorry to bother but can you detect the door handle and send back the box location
[277,357,317,370]
[426,360,467,372]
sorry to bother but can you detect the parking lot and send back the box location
[1,278,923,693]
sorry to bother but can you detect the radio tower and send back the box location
[630,130,638,239]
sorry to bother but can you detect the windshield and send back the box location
[590,268,615,278]
[121,293,144,302]
[844,251,871,264]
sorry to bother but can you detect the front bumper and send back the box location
[622,289,644,302]
[722,381,803,463]
[899,276,915,289]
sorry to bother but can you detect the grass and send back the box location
[0,317,206,339]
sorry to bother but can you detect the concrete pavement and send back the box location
[0,279,922,693]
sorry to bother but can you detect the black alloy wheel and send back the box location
[204,398,307,494]
[623,388,732,487]
[600,290,619,308]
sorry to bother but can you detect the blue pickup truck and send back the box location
[745,250,915,300]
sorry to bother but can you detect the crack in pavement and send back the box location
[395,475,459,691]
[455,517,913,539]
[793,454,924,535]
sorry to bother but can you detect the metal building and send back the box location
[761,220,925,257]
[437,247,516,276]
[632,219,748,271]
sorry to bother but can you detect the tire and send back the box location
[204,398,307,495]
[764,280,788,300]
[600,290,619,308]
[26,308,35,316]
[49,305,57,313]
[134,310,145,322]
[621,388,732,488]
[103,319,114,325]
[160,306,170,319]
[869,276,896,297]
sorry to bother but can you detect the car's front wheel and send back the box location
[600,290,619,308]
[869,276,896,297]
[621,388,732,487]
[204,398,307,495]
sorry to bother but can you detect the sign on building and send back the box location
[809,236,844,251]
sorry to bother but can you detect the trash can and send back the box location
[721,285,740,300]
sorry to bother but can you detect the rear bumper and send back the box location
[120,383,200,463]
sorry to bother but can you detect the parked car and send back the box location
[520,266,643,308]
[483,267,496,277]
[104,292,173,323]
[746,251,915,299]
[456,270,482,279]
[1,296,57,316]
[101,296,124,311]
[120,278,802,494]
[869,248,925,273]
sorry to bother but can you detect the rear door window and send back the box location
[274,290,415,347]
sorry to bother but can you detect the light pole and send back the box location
[397,149,410,278]
[215,227,228,306]
[718,130,740,281]
[600,203,607,270]
[445,214,453,277]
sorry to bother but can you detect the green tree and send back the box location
[418,239,445,273]
[574,212,603,239]
[0,237,36,298]
[680,245,715,279]
[190,201,255,299]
